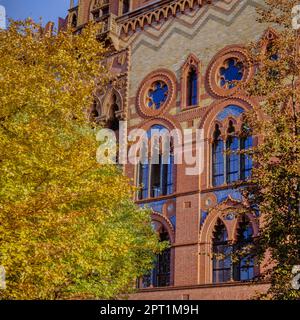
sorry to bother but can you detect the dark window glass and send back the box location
[167,155,174,194]
[91,100,99,119]
[150,156,162,198]
[156,230,171,287]
[187,67,198,106]
[212,125,224,186]
[213,219,232,283]
[226,135,239,183]
[233,216,255,281]
[122,0,130,14]
[138,163,149,200]
[266,43,280,79]
[107,96,119,132]
[240,136,253,180]
[140,228,171,288]
[212,140,225,186]
[71,14,77,28]
[102,6,109,16]
[211,120,253,186]
[93,10,100,20]
[150,154,173,198]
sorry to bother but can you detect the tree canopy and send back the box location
[0,21,162,300]
[244,0,300,300]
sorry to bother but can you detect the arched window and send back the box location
[240,134,253,180]
[212,219,232,283]
[122,0,130,15]
[91,99,99,120]
[212,124,224,186]
[233,216,255,281]
[226,121,239,184]
[156,229,171,287]
[211,108,253,187]
[71,14,77,28]
[107,94,119,132]
[138,162,149,200]
[140,227,171,288]
[137,125,174,200]
[187,67,198,106]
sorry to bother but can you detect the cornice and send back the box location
[118,0,212,36]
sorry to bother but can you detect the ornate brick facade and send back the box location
[61,0,271,300]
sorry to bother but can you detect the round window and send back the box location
[206,46,253,98]
[136,69,177,117]
[218,58,244,89]
[147,81,169,110]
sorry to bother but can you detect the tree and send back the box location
[0,20,163,300]
[243,0,300,299]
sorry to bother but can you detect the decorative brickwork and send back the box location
[62,0,271,299]
[136,69,177,118]
[206,45,254,99]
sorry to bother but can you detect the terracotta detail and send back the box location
[206,45,255,99]
[136,69,178,118]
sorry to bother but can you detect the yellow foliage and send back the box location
[0,20,162,300]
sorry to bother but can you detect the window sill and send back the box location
[181,105,200,112]
[203,181,252,193]
[136,193,175,204]
[137,280,267,293]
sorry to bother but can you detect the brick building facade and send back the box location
[60,0,273,300]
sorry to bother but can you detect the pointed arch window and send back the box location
[212,124,225,186]
[212,219,232,283]
[226,121,239,184]
[233,216,255,281]
[181,54,200,109]
[71,14,77,28]
[211,113,253,187]
[90,99,100,120]
[212,216,256,283]
[107,94,120,132]
[140,227,171,288]
[138,162,149,200]
[187,67,198,106]
[122,0,130,15]
[150,154,174,198]
[137,125,174,200]
[240,135,253,180]
[156,229,171,287]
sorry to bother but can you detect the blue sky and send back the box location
[0,0,70,27]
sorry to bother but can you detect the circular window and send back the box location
[137,69,177,117]
[218,58,244,89]
[147,81,169,110]
[206,46,253,98]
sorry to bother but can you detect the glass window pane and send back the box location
[213,140,224,186]
[187,68,198,106]
[226,136,239,183]
[213,219,232,283]
[138,163,149,200]
[240,136,253,180]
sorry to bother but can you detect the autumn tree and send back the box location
[0,20,162,300]
[243,0,300,299]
